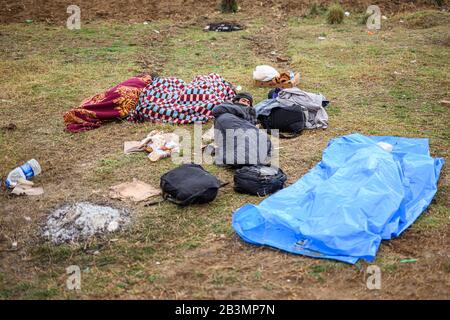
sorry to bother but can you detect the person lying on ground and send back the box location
[212,92,272,167]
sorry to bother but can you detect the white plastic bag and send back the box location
[253,65,280,82]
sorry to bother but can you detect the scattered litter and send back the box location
[393,71,402,75]
[440,100,450,106]
[318,36,326,40]
[253,65,300,88]
[204,22,244,32]
[153,29,160,34]
[235,85,242,91]
[410,60,417,64]
[156,261,161,265]
[400,259,417,263]
[24,216,31,222]
[143,21,149,25]
[11,180,44,196]
[253,65,280,82]
[12,241,17,248]
[5,159,41,188]
[376,141,393,152]
[25,19,33,24]
[42,202,130,244]
[109,178,160,202]
[124,130,180,162]
[344,11,350,17]
[400,20,404,23]
[382,15,388,20]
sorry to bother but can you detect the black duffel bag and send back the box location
[258,104,306,138]
[160,163,222,206]
[234,165,287,196]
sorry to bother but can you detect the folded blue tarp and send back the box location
[232,134,444,264]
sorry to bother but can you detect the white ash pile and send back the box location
[42,202,130,244]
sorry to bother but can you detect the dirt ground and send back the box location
[1,0,448,23]
[0,2,449,300]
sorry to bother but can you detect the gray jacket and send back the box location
[255,87,329,129]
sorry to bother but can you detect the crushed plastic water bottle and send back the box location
[5,159,42,188]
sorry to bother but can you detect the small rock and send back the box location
[107,221,119,232]
[276,56,289,62]
[1,123,17,131]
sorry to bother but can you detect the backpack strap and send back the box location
[144,198,167,207]
[278,131,302,139]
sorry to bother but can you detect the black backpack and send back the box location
[160,164,222,206]
[234,165,287,196]
[258,104,306,138]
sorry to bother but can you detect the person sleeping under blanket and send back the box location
[213,92,272,167]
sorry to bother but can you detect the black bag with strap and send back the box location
[258,104,306,138]
[160,163,222,206]
[234,165,287,196]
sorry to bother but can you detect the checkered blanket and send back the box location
[127,73,235,124]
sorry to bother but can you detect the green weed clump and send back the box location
[326,3,345,25]
[220,0,238,13]
[308,3,327,17]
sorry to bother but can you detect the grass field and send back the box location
[0,10,449,299]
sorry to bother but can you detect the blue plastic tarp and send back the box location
[232,134,444,264]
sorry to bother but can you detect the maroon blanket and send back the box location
[64,74,152,132]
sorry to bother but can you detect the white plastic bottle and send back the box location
[5,159,42,188]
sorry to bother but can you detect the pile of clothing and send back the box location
[204,22,244,32]
[124,130,180,162]
[255,87,330,134]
